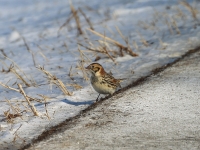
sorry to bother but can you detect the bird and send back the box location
[85,63,123,101]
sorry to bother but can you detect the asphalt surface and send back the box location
[25,50,200,150]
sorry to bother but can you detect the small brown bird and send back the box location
[85,63,122,101]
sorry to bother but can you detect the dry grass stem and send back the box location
[4,109,22,123]
[176,7,187,20]
[58,12,73,33]
[77,61,89,80]
[98,41,116,63]
[9,64,31,87]
[36,45,49,61]
[68,66,74,81]
[179,1,198,21]
[133,41,139,51]
[137,32,149,47]
[158,38,167,50]
[0,49,7,57]
[115,26,127,43]
[21,103,31,112]
[17,83,39,116]
[0,57,37,87]
[63,42,69,52]
[41,95,51,120]
[12,124,26,144]
[77,46,90,80]
[0,81,41,103]
[70,2,83,35]
[78,43,106,53]
[22,37,37,67]
[37,66,73,96]
[171,17,181,34]
[165,18,174,35]
[0,81,20,92]
[67,83,82,90]
[13,124,22,135]
[78,8,94,30]
[87,28,138,57]
[5,99,23,120]
[78,47,92,62]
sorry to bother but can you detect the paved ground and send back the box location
[26,51,200,150]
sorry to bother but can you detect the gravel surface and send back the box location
[26,51,200,150]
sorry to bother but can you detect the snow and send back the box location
[0,0,200,149]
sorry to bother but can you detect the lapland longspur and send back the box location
[85,63,122,101]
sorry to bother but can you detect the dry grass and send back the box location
[78,8,94,30]
[38,94,51,120]
[17,83,39,116]
[22,36,37,67]
[132,40,139,51]
[3,109,22,123]
[12,124,26,145]
[158,38,167,50]
[87,28,138,57]
[179,1,198,22]
[0,81,40,116]
[171,16,181,34]
[36,66,73,96]
[67,83,82,90]
[59,3,94,36]
[70,2,83,35]
[137,32,149,47]
[0,56,37,87]
[76,46,90,80]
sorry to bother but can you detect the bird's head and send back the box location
[85,63,105,76]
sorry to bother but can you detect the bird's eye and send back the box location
[93,67,100,72]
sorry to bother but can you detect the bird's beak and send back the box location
[85,65,90,70]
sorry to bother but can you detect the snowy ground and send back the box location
[25,50,200,150]
[0,0,200,149]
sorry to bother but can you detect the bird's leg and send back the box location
[96,94,100,102]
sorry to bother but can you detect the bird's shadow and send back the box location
[61,99,94,106]
[34,99,94,107]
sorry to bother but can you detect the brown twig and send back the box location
[17,83,39,116]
